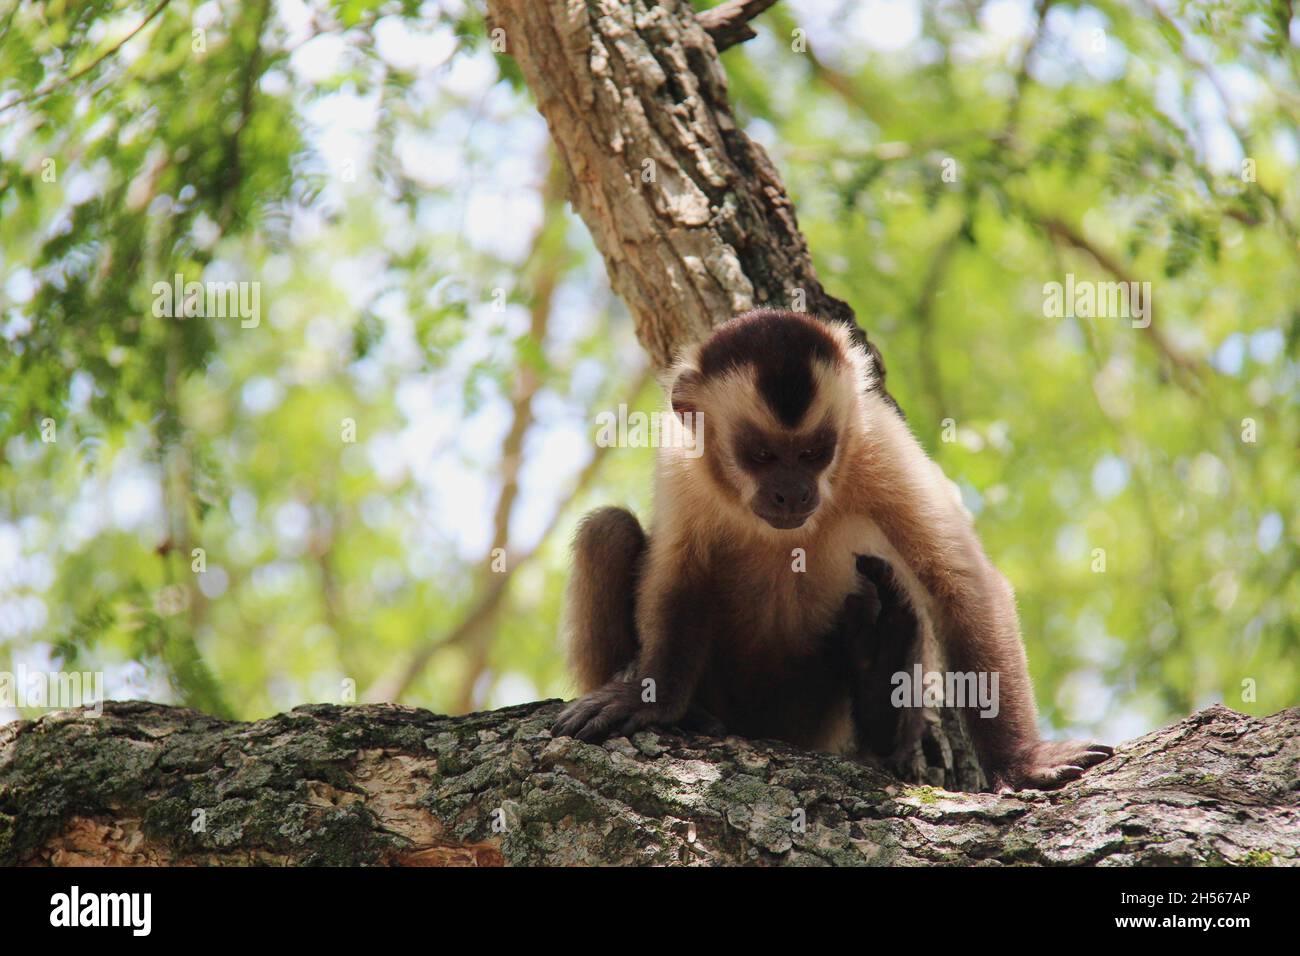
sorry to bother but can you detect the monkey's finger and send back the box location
[549,708,575,737]
[1054,766,1087,785]
[1051,741,1115,768]
[1074,750,1112,769]
[856,554,898,584]
[1025,764,1086,789]
[551,699,602,738]
[573,722,607,743]
[569,707,609,741]
[855,555,893,582]
[550,713,581,738]
[856,555,908,610]
[616,710,652,738]
[573,703,631,743]
[550,701,587,734]
[571,717,606,742]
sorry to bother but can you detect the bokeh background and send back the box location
[1,0,1296,743]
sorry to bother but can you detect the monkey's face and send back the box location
[668,310,870,533]
[733,420,837,530]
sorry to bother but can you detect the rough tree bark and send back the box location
[483,0,888,381]
[6,3,1283,870]
[483,0,984,787]
[1,701,1295,866]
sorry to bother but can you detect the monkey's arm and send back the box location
[866,412,1111,789]
[908,541,1111,788]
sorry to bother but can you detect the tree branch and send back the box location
[695,0,781,53]
[364,364,656,704]
[2,701,1294,865]
[452,155,565,713]
[1037,214,1207,388]
[0,0,174,115]
[484,0,898,412]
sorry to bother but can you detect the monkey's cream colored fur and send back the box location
[559,315,1111,787]
[642,321,1030,759]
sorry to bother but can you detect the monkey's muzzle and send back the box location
[752,504,817,530]
[752,475,819,529]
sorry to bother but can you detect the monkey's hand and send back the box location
[848,556,919,661]
[847,555,924,759]
[992,740,1115,791]
[550,679,665,742]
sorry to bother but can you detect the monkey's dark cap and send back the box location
[697,309,842,427]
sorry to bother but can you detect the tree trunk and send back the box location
[484,0,986,785]
[483,0,893,391]
[1,701,1294,865]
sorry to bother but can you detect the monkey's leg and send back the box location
[563,506,645,693]
[844,555,924,762]
[554,508,725,740]
[553,556,719,742]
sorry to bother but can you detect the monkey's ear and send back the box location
[670,368,702,422]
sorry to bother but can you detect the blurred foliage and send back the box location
[0,0,1296,742]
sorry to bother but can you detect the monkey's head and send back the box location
[667,309,874,533]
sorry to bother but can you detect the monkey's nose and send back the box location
[771,484,813,510]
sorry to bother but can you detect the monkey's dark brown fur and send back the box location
[565,507,644,692]
[553,309,1112,790]
[559,504,921,762]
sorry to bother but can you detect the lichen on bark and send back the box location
[1,700,1295,866]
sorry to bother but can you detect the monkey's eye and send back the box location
[799,447,831,463]
[750,449,776,464]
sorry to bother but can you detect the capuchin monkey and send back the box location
[552,309,1112,791]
